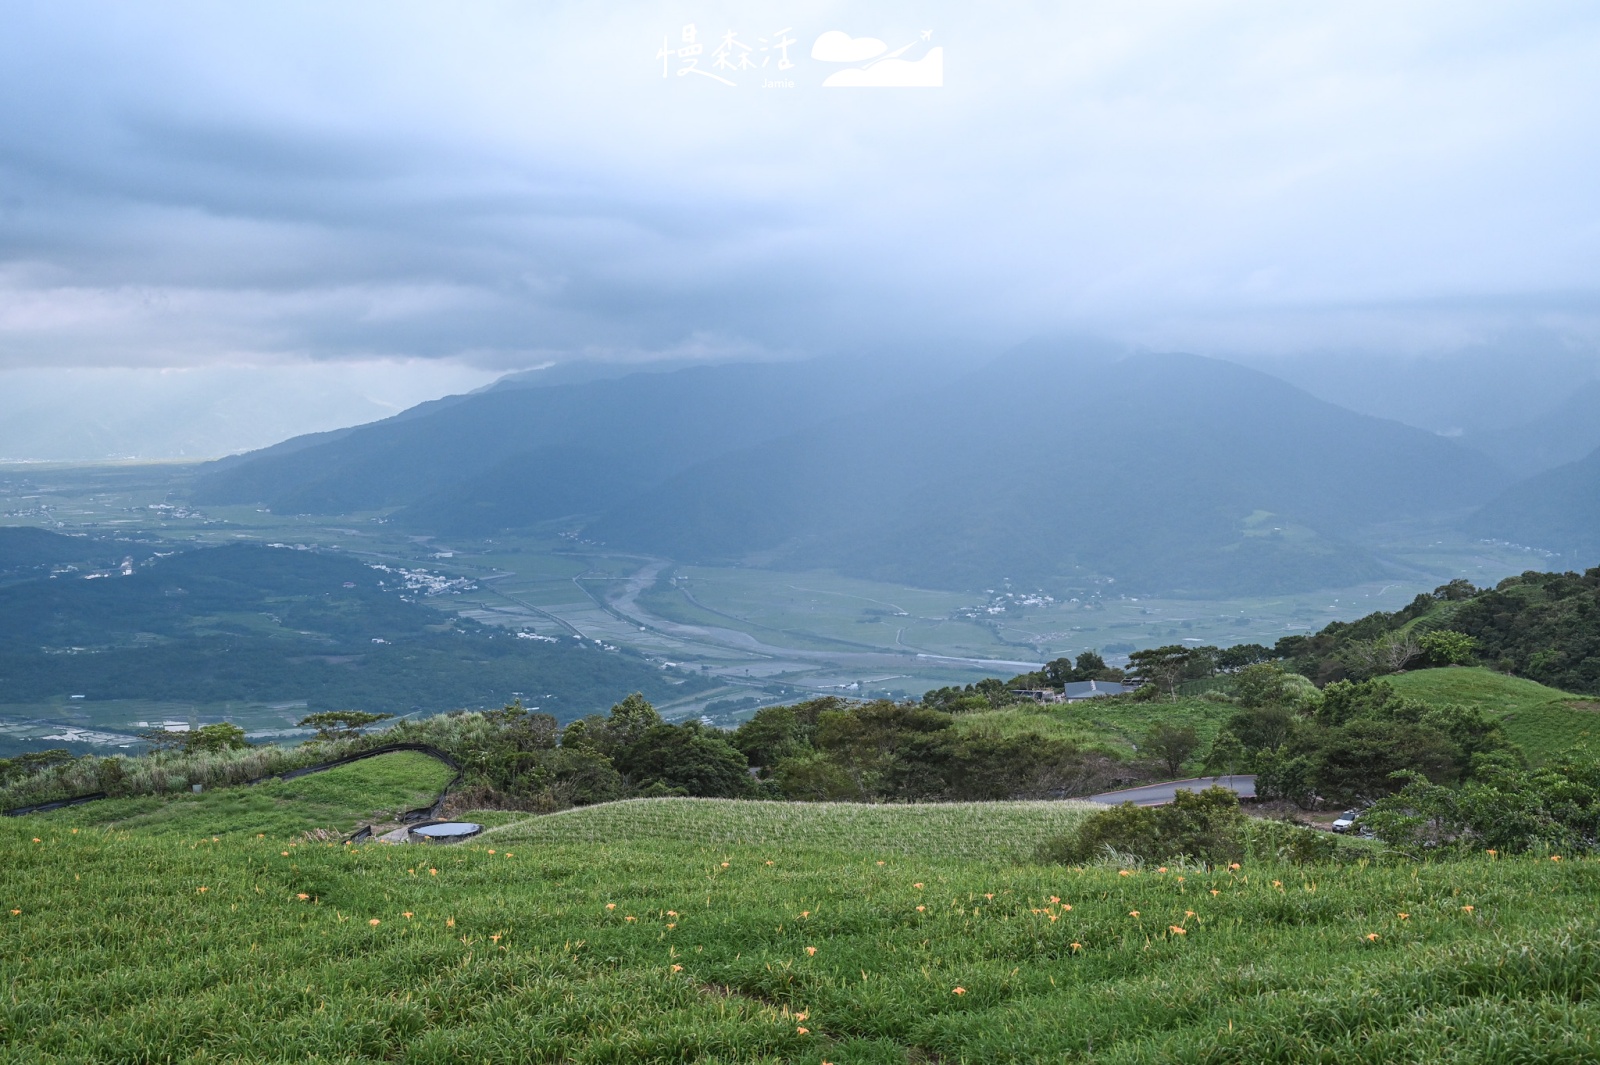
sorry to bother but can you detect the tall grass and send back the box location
[2,801,1595,1062]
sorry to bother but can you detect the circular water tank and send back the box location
[409,822,483,842]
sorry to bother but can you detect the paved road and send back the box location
[1088,775,1257,806]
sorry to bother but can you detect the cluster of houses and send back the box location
[1008,679,1131,704]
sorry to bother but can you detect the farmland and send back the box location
[5,789,1600,1062]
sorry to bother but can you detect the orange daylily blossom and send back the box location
[914,882,924,889]
[667,910,679,917]
[1157,867,1168,873]
[1169,926,1187,935]
[796,1027,810,1035]
[671,964,683,972]
[1228,863,1241,870]
[1063,904,1072,912]
[875,860,885,866]
[1185,910,1195,918]
[403,912,413,919]
[429,868,437,876]
[795,1012,808,1021]
[1210,889,1220,896]
[765,860,774,866]
[1365,933,1380,941]
[720,862,730,868]
[1048,913,1058,922]
[296,893,310,901]
[1049,896,1060,904]
[31,838,40,844]
[9,909,19,916]
[625,916,637,922]
[952,987,966,995]
[282,851,290,856]
[1552,855,1563,862]
[1271,880,1282,888]
[446,918,455,928]
[1461,905,1475,912]
[490,934,502,943]
[197,887,208,893]
[667,923,677,929]
[606,903,617,910]
[1128,910,1140,918]
[1118,870,1131,877]
[369,919,380,926]
[1070,942,1082,951]
[984,893,994,900]
[805,946,818,956]
[916,905,926,912]
[1398,913,1409,920]
[486,849,495,854]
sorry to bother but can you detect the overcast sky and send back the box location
[2,1,1598,454]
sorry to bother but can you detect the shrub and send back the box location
[1037,786,1248,867]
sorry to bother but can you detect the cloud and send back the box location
[811,31,888,63]
[822,48,944,88]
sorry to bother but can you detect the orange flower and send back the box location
[70,828,78,835]
[1398,913,1409,920]
[1185,910,1195,918]
[1228,863,1241,870]
[875,860,885,866]
[667,923,676,929]
[799,911,810,918]
[625,916,637,922]
[296,893,310,901]
[403,912,413,919]
[1271,880,1282,888]
[446,917,455,928]
[197,887,208,894]
[1128,910,1140,918]
[1070,942,1082,951]
[1487,849,1497,856]
[796,1027,810,1035]
[765,860,774,866]
[1169,926,1187,935]
[952,987,966,995]
[1048,913,1058,922]
[916,905,926,912]
[805,946,818,956]
[490,933,502,943]
[667,910,679,917]
[1062,904,1072,912]
[605,903,616,910]
[795,1012,808,1021]
[1157,867,1168,873]
[671,964,683,972]
[1461,905,1475,912]
[282,851,289,857]
[1118,870,1131,877]
[1365,933,1380,941]
[256,833,264,838]
[1209,889,1220,897]
[369,918,381,926]
[1049,896,1060,904]
[1551,855,1563,862]
[32,838,40,843]
[9,909,19,916]
[720,862,730,868]
[429,868,437,876]
[914,882,924,889]
[984,894,993,900]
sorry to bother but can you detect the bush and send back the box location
[1037,786,1248,867]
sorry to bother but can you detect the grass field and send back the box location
[5,794,1600,1062]
[1386,667,1600,764]
[28,751,454,838]
[958,697,1237,766]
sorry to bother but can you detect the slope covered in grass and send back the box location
[1386,667,1600,763]
[5,804,1599,1062]
[30,750,453,838]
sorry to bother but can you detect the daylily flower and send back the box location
[1128,910,1140,917]
[1169,926,1187,935]
[952,987,966,995]
[1366,933,1379,941]
[805,946,817,956]
[369,919,380,926]
[671,964,683,972]
[296,893,310,901]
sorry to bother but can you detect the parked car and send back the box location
[1331,810,1359,834]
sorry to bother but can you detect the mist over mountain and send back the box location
[198,343,1513,597]
[1466,444,1600,563]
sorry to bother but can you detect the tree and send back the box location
[184,722,248,753]
[1202,730,1247,778]
[1216,643,1273,672]
[1127,645,1193,699]
[617,722,755,798]
[1143,721,1200,777]
[1418,629,1476,666]
[1226,704,1298,755]
[298,710,392,742]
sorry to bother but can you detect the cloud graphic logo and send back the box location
[823,47,943,88]
[811,31,887,63]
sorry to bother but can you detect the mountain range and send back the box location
[186,340,1586,596]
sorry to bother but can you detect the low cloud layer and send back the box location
[1,1,1598,374]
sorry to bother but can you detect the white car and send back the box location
[1331,811,1359,834]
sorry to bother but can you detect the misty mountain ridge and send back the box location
[1467,442,1600,564]
[193,341,1525,597]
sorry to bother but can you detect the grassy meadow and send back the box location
[1386,667,1600,764]
[5,791,1600,1063]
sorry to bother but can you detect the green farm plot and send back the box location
[30,750,454,838]
[1387,667,1600,764]
[955,697,1238,767]
[7,796,1600,1061]
[486,796,1100,863]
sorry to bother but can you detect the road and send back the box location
[1088,775,1257,806]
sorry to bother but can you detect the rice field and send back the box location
[5,791,1600,1062]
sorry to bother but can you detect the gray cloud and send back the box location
[0,0,1597,373]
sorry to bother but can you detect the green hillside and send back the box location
[1386,667,1600,764]
[6,795,1600,1062]
[32,750,454,838]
